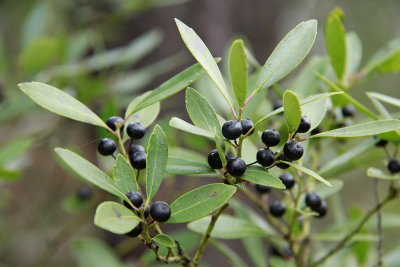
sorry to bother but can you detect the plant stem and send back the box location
[116,125,128,159]
[374,179,383,267]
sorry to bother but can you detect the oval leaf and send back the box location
[169,183,236,224]
[169,117,214,138]
[18,82,106,128]
[94,201,141,234]
[283,90,301,133]
[152,234,176,248]
[165,157,215,175]
[113,155,137,194]
[281,161,332,187]
[229,39,247,106]
[242,166,285,189]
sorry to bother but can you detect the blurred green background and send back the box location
[1,0,400,266]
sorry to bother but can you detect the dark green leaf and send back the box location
[281,161,332,187]
[242,166,285,189]
[113,155,137,194]
[169,117,214,138]
[165,157,215,175]
[152,234,176,247]
[229,39,247,106]
[283,90,301,133]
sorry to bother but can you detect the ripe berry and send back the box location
[125,191,143,208]
[226,157,246,177]
[256,148,275,167]
[305,192,322,211]
[283,140,304,161]
[127,122,145,139]
[222,120,242,140]
[387,159,400,174]
[276,154,291,169]
[98,138,116,156]
[126,222,143,237]
[273,99,283,110]
[208,149,223,169]
[261,129,280,147]
[150,201,171,223]
[269,201,286,217]
[241,118,254,135]
[106,116,124,131]
[316,201,328,218]
[77,185,92,200]
[342,104,356,117]
[297,116,311,133]
[130,151,146,169]
[279,172,294,189]
[130,144,145,155]
[374,136,388,147]
[255,184,270,194]
[311,127,321,135]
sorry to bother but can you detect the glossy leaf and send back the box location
[301,97,327,133]
[113,155,137,194]
[152,234,176,247]
[242,166,285,189]
[94,201,141,234]
[345,32,362,79]
[169,117,214,139]
[283,90,301,133]
[281,161,332,187]
[146,125,168,202]
[19,82,106,128]
[229,39,247,106]
[367,167,400,180]
[165,157,215,175]
[255,20,317,92]
[168,183,236,223]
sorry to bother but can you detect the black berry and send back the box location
[342,104,356,117]
[256,148,275,167]
[226,157,246,177]
[273,99,283,110]
[311,127,321,135]
[297,116,311,133]
[254,184,270,194]
[387,159,400,174]
[283,140,304,161]
[279,172,294,189]
[77,185,92,200]
[305,192,322,211]
[98,138,116,156]
[373,136,388,147]
[276,154,291,169]
[130,144,145,155]
[139,204,150,218]
[269,201,286,217]
[261,129,280,147]
[126,222,143,237]
[127,122,145,139]
[208,149,223,169]
[241,118,254,135]
[316,201,328,218]
[106,116,124,131]
[222,120,242,140]
[150,201,171,223]
[125,191,143,208]
[130,151,146,169]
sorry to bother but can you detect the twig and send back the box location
[374,179,383,267]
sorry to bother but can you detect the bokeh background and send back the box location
[1,0,400,266]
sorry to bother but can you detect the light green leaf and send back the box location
[169,117,214,138]
[312,120,400,138]
[169,183,236,223]
[0,138,34,165]
[152,234,176,247]
[214,131,227,166]
[242,166,285,189]
[146,125,168,202]
[113,155,137,195]
[281,161,332,187]
[367,92,400,108]
[367,167,400,180]
[165,157,215,175]
[55,148,126,199]
[229,39,247,106]
[301,97,327,133]
[21,3,49,47]
[0,167,20,181]
[19,37,60,72]
[168,147,205,162]
[188,215,268,239]
[124,91,160,129]
[18,82,106,128]
[210,239,247,267]
[314,179,344,199]
[94,201,141,234]
[313,233,378,242]
[255,20,317,92]
[283,90,301,133]
[345,32,362,79]
[324,8,347,81]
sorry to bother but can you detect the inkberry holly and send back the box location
[279,172,294,189]
[342,104,356,117]
[126,222,143,237]
[297,115,311,133]
[222,120,242,140]
[106,116,124,132]
[311,127,321,135]
[125,191,143,208]
[150,201,171,223]
[241,118,254,135]
[273,99,283,110]
[269,201,286,217]
[77,185,92,200]
[316,201,328,218]
[127,122,145,139]
[255,184,270,194]
[98,138,116,156]
[226,157,246,177]
[387,159,400,174]
[130,151,146,169]
[208,149,223,169]
[283,140,304,161]
[305,192,322,211]
[261,129,280,147]
[276,154,291,169]
[130,144,145,155]
[256,148,275,167]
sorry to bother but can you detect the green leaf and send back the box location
[55,148,126,199]
[301,97,327,133]
[313,179,344,199]
[367,92,400,108]
[19,37,60,72]
[0,167,20,181]
[146,125,168,202]
[125,91,160,129]
[209,239,247,267]
[113,155,137,194]
[125,62,207,117]
[152,234,176,247]
[94,201,141,234]
[165,157,215,175]
[175,19,233,108]
[255,20,317,92]
[345,32,362,79]
[169,117,214,138]
[283,90,301,133]
[18,82,107,128]
[169,183,236,223]
[0,138,34,165]
[313,233,378,242]
[188,215,268,239]
[312,120,400,138]
[324,8,347,81]
[367,167,400,180]
[21,2,48,47]
[229,39,247,106]
[281,161,332,187]
[185,88,221,135]
[242,166,285,189]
